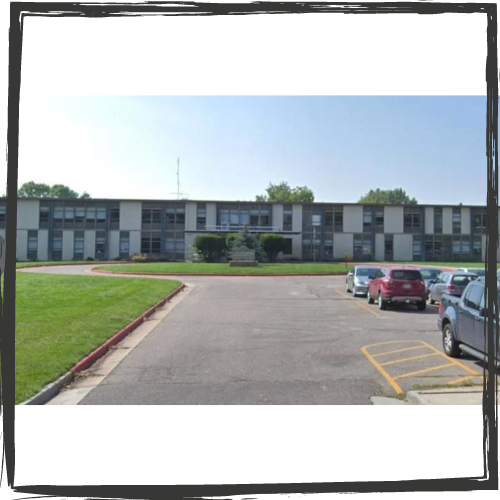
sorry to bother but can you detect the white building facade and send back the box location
[1,198,493,263]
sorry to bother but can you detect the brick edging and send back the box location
[71,283,186,373]
[16,261,124,270]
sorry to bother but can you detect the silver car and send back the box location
[428,271,478,304]
[455,267,485,277]
[345,266,380,296]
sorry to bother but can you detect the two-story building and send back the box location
[1,198,492,263]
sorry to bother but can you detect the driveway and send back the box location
[20,265,487,404]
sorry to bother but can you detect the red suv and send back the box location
[367,267,427,311]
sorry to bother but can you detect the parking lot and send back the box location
[29,265,493,405]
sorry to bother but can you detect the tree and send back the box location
[18,182,51,198]
[358,188,417,205]
[260,233,286,262]
[256,181,314,203]
[49,184,79,199]
[230,227,266,262]
[17,182,90,199]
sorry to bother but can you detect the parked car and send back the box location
[418,267,443,299]
[366,267,427,311]
[428,272,478,304]
[345,266,380,296]
[455,267,485,277]
[438,278,498,365]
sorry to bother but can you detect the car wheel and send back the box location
[429,295,435,305]
[417,300,426,311]
[378,293,387,310]
[367,290,374,304]
[442,323,461,358]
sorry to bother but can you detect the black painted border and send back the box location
[2,1,498,497]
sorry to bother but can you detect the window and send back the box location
[197,203,206,230]
[452,208,461,234]
[39,206,49,229]
[434,207,443,234]
[283,238,292,255]
[95,231,106,259]
[353,234,372,260]
[472,209,487,234]
[64,206,75,229]
[27,230,37,261]
[413,235,422,261]
[96,207,107,222]
[75,206,85,228]
[119,231,130,258]
[143,208,161,229]
[363,209,373,232]
[283,205,293,231]
[473,235,482,261]
[384,235,393,261]
[74,231,84,260]
[375,210,384,233]
[86,206,96,227]
[404,208,422,234]
[110,207,120,228]
[463,285,483,311]
[141,232,161,254]
[390,270,422,280]
[53,205,63,229]
[51,231,63,260]
[334,206,343,232]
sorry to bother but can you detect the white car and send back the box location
[345,265,380,296]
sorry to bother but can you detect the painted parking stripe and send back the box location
[379,352,440,367]
[360,345,404,394]
[393,362,455,380]
[362,340,484,395]
[372,345,429,358]
[448,375,484,385]
[334,289,380,317]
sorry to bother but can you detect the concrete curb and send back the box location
[19,282,186,404]
[91,269,349,277]
[71,283,186,372]
[20,371,74,405]
[406,391,430,405]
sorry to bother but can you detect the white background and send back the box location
[1,0,498,499]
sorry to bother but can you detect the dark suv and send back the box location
[367,267,427,311]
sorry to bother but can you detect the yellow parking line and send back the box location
[419,341,481,377]
[394,363,455,380]
[361,346,404,394]
[379,352,440,367]
[373,345,428,358]
[448,375,484,385]
[334,289,380,317]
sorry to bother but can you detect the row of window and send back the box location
[39,203,120,230]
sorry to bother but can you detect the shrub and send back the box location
[85,256,95,261]
[230,227,265,262]
[129,253,148,262]
[193,234,226,263]
[225,233,239,257]
[260,233,286,262]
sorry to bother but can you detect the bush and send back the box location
[193,234,226,263]
[129,253,148,262]
[260,233,286,262]
[85,257,95,261]
[230,227,265,262]
[225,233,239,257]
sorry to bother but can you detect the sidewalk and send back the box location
[371,387,486,405]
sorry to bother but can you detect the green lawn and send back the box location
[95,261,494,275]
[96,262,354,274]
[5,272,181,404]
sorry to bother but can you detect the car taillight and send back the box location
[419,280,425,287]
[385,279,394,286]
[438,302,443,315]
[447,284,456,291]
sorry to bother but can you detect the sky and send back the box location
[13,96,488,205]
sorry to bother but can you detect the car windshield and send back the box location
[390,270,422,280]
[419,269,441,280]
[452,275,477,286]
[356,268,379,277]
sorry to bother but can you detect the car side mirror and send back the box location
[368,275,374,280]
[429,280,435,285]
[479,307,486,317]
